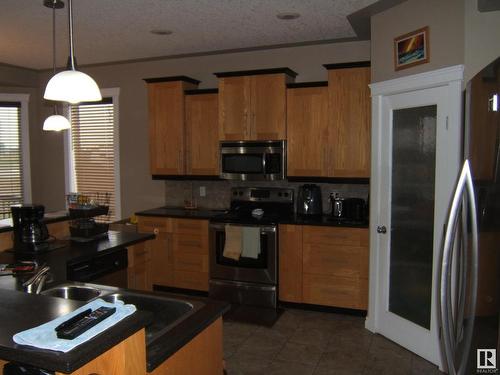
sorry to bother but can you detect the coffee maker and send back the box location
[11,205,49,252]
[297,184,323,215]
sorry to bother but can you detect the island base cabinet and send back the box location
[59,329,146,375]
[148,318,223,375]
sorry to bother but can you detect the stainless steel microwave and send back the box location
[219,140,286,181]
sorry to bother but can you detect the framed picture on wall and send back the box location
[394,26,429,71]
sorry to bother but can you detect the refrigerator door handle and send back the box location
[439,160,479,375]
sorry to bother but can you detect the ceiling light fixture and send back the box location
[43,0,71,131]
[44,0,101,104]
[276,12,301,20]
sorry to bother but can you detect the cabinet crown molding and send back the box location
[143,76,200,84]
[214,67,298,78]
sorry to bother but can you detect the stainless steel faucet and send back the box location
[23,265,51,294]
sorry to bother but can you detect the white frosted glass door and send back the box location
[374,84,461,367]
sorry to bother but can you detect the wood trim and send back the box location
[143,76,200,84]
[286,81,328,88]
[214,67,298,78]
[184,89,219,95]
[323,61,371,70]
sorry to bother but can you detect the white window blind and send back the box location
[0,102,23,219]
[70,97,117,222]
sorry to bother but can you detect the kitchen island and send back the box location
[0,230,229,374]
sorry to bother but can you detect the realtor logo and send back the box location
[478,349,497,372]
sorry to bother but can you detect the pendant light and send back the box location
[43,0,71,131]
[43,0,101,104]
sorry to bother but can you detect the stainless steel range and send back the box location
[209,187,294,308]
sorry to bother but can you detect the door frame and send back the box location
[366,65,464,368]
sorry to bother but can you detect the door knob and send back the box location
[377,225,387,234]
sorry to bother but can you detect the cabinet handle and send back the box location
[153,228,159,235]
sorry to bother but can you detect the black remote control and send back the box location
[56,306,117,340]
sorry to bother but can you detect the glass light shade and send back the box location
[44,69,102,104]
[43,114,71,131]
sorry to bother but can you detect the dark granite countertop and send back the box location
[0,288,152,373]
[0,210,69,234]
[0,230,155,291]
[0,231,229,373]
[135,206,227,220]
[280,214,369,228]
[136,206,369,228]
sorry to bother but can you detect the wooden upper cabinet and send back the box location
[216,69,296,141]
[251,74,287,139]
[145,77,199,175]
[185,91,219,175]
[287,84,330,177]
[217,76,251,140]
[326,63,371,177]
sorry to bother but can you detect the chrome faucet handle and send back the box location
[23,265,51,294]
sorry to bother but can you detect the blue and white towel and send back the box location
[13,298,136,353]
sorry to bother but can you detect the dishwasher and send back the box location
[66,248,128,288]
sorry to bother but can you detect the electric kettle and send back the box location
[297,184,322,215]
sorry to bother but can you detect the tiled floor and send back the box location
[223,308,442,375]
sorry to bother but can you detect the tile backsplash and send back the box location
[164,179,369,214]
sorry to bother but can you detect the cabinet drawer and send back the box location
[173,218,209,235]
[303,244,366,278]
[303,226,368,247]
[303,273,365,310]
[128,242,151,267]
[173,270,209,291]
[174,252,209,273]
[173,234,208,255]
[137,216,172,233]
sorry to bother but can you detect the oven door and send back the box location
[209,222,277,285]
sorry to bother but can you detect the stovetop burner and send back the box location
[211,187,294,225]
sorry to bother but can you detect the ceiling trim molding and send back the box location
[36,36,363,72]
[347,0,410,40]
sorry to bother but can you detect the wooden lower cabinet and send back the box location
[149,318,223,375]
[278,225,303,303]
[137,216,209,291]
[128,241,153,291]
[279,224,369,310]
[60,329,147,375]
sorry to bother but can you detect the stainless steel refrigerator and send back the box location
[439,56,500,374]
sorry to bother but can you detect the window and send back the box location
[65,88,120,222]
[0,94,31,219]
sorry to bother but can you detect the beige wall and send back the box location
[370,0,465,83]
[464,0,500,82]
[0,64,38,87]
[35,41,370,218]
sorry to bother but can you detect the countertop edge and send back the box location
[136,207,369,228]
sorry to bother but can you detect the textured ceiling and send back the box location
[0,0,378,70]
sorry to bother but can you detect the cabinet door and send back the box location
[147,81,188,175]
[286,87,329,176]
[278,224,303,303]
[218,76,251,140]
[185,93,219,175]
[251,74,287,140]
[137,216,174,287]
[150,232,174,287]
[127,242,152,291]
[328,67,371,177]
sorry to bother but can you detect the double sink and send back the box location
[42,284,204,344]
